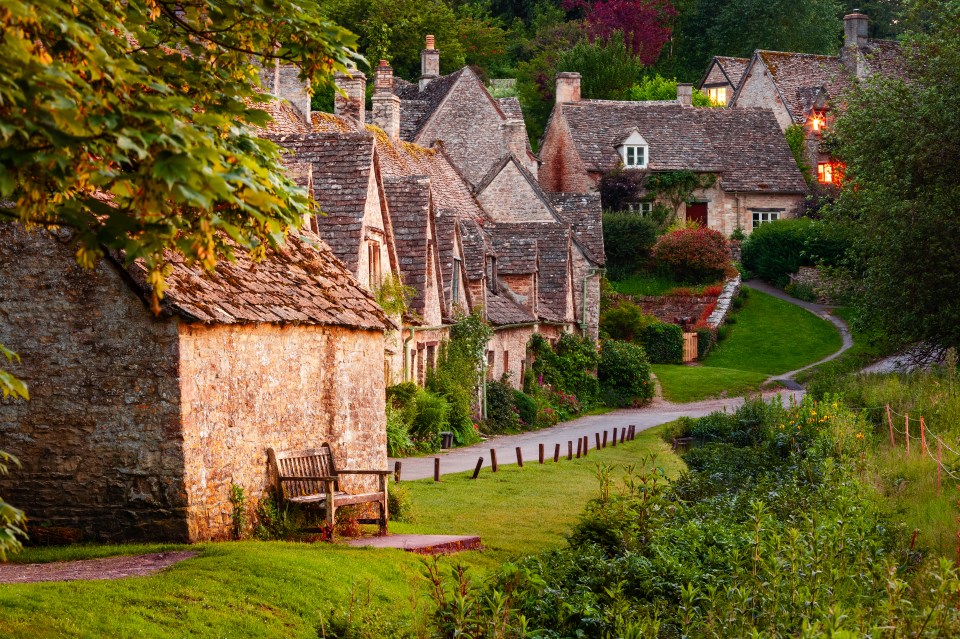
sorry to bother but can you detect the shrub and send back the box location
[741,218,812,287]
[513,390,538,429]
[641,321,683,364]
[652,227,731,283]
[600,300,655,342]
[388,482,415,523]
[385,404,414,458]
[253,496,299,541]
[601,212,660,279]
[598,339,654,407]
[696,326,716,359]
[784,280,817,302]
[530,333,601,409]
[484,378,520,434]
[409,389,450,445]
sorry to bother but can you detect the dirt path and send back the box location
[0,551,197,584]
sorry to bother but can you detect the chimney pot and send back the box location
[677,83,693,107]
[844,12,869,48]
[555,72,581,104]
[426,35,435,50]
[420,35,441,90]
[374,60,394,94]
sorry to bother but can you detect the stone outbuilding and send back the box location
[538,73,807,234]
[0,225,392,542]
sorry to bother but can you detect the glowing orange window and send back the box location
[817,162,833,184]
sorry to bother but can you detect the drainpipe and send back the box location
[579,268,606,333]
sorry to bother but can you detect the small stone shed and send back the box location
[0,224,392,542]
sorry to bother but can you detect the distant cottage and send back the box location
[0,227,392,542]
[538,74,806,233]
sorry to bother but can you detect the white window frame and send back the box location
[751,210,782,229]
[625,201,653,215]
[618,130,649,170]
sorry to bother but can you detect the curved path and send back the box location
[744,280,853,390]
[391,389,803,480]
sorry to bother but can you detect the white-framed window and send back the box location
[751,210,782,228]
[451,257,462,304]
[618,130,649,170]
[367,240,381,289]
[625,201,653,215]
[706,86,727,106]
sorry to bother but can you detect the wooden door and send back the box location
[686,202,708,227]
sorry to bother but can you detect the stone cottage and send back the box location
[698,56,750,106]
[0,225,392,542]
[538,74,807,234]
[728,11,906,183]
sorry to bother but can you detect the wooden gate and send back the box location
[682,332,698,362]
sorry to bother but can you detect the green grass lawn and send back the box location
[794,306,892,385]
[654,287,842,402]
[610,272,722,297]
[0,427,682,638]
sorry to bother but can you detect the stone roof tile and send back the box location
[490,222,571,323]
[547,193,605,265]
[382,175,434,320]
[486,292,536,326]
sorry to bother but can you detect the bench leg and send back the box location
[379,475,388,536]
[324,480,336,540]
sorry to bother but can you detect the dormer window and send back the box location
[706,86,727,106]
[617,129,649,170]
[810,111,826,133]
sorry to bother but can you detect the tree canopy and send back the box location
[828,0,960,354]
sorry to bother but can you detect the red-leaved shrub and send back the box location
[703,285,723,297]
[652,228,731,283]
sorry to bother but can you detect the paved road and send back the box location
[745,280,853,389]
[390,390,803,480]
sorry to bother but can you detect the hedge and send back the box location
[642,321,683,364]
[602,213,660,280]
[598,339,654,407]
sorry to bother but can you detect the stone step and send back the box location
[345,534,482,555]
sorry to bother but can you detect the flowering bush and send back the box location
[652,227,731,283]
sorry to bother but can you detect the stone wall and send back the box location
[570,246,601,341]
[632,294,717,326]
[733,66,793,131]
[488,325,535,388]
[538,111,594,194]
[0,226,189,542]
[177,323,387,541]
[417,75,506,187]
[477,161,554,222]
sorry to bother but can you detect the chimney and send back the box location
[501,119,533,169]
[677,83,693,107]
[372,60,401,141]
[844,12,869,48]
[334,65,366,123]
[264,61,312,123]
[555,72,581,104]
[420,35,440,91]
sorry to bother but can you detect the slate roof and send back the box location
[558,100,803,193]
[383,175,435,321]
[547,193,605,265]
[490,232,537,275]
[458,217,493,281]
[712,56,750,88]
[124,234,391,330]
[490,222,572,323]
[486,291,536,326]
[269,133,376,273]
[496,97,524,120]
[392,69,468,140]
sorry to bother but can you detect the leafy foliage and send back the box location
[645,170,717,220]
[484,378,522,434]
[564,0,676,64]
[530,333,600,408]
[598,339,654,406]
[600,212,660,279]
[626,73,712,105]
[784,123,812,182]
[0,451,27,561]
[601,299,655,342]
[641,321,683,364]
[554,32,645,100]
[652,227,730,283]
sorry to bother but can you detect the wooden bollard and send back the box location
[516,446,524,468]
[554,443,561,462]
[539,443,545,464]
[612,427,618,447]
[576,438,582,458]
[582,435,589,457]
[602,431,608,448]
[620,428,626,444]
[394,460,402,483]
[472,457,483,479]
[491,448,499,472]
[567,441,573,460]
[434,457,440,482]
[628,425,635,441]
[595,433,601,450]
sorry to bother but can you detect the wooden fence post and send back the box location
[472,457,483,479]
[582,435,589,457]
[595,433,601,450]
[491,449,499,472]
[612,427,618,447]
[394,461,402,483]
[906,414,910,455]
[602,431,608,448]
[554,443,561,463]
[576,438,582,458]
[434,458,440,482]
[516,447,523,468]
[539,443,545,464]
[886,404,895,447]
[620,428,626,444]
[567,441,573,460]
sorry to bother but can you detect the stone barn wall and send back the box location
[177,323,387,541]
[0,226,189,542]
[488,325,535,389]
[538,112,594,194]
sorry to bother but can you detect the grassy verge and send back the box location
[1,427,681,637]
[653,287,842,402]
[794,306,891,385]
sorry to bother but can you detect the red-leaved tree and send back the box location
[564,0,676,66]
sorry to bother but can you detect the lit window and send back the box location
[751,210,781,228]
[810,112,826,133]
[706,87,727,106]
[817,162,833,184]
[625,201,653,215]
[623,145,647,169]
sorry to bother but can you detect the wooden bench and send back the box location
[267,444,390,536]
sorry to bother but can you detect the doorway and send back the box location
[686,202,708,227]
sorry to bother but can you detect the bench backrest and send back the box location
[269,444,339,499]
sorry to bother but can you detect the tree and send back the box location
[555,32,646,100]
[627,74,713,104]
[564,0,677,65]
[0,0,360,558]
[828,0,960,355]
